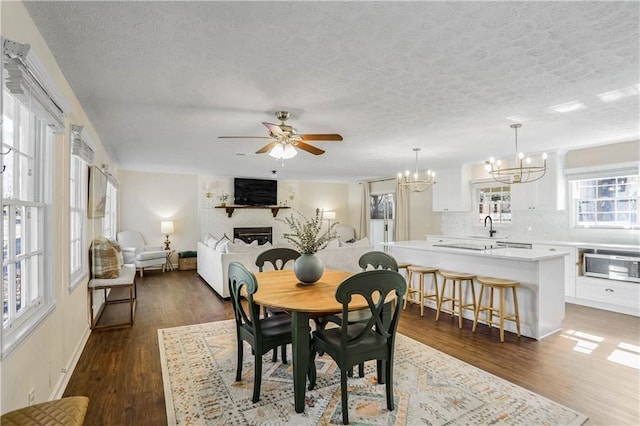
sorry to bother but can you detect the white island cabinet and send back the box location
[384,241,567,340]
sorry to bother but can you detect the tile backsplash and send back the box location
[441,211,639,245]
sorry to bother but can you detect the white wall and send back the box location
[119,170,199,254]
[1,1,115,413]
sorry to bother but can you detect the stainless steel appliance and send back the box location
[583,251,640,283]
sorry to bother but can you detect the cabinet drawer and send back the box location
[577,277,640,308]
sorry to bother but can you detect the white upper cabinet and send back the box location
[511,152,566,211]
[432,165,471,212]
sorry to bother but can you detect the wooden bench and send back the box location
[88,264,137,330]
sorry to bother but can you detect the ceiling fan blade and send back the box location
[218,136,270,139]
[299,134,343,141]
[262,122,284,135]
[294,141,325,155]
[255,141,278,154]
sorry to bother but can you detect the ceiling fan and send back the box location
[218,111,343,159]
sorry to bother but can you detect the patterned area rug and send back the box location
[158,320,587,425]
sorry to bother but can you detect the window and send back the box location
[69,125,93,291]
[69,154,88,289]
[2,40,65,356]
[476,184,511,225]
[572,175,639,228]
[2,89,55,354]
[103,181,118,239]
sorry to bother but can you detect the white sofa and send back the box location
[197,240,372,298]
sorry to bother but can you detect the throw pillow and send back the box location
[107,239,124,267]
[91,237,120,279]
[215,239,230,253]
[206,237,218,248]
[226,242,256,253]
[350,237,370,247]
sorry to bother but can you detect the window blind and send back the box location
[71,124,95,163]
[3,38,65,133]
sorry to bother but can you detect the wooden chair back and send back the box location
[255,248,300,272]
[358,250,399,272]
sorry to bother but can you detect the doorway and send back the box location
[369,193,395,249]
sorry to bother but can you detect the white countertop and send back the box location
[425,234,640,252]
[384,240,568,261]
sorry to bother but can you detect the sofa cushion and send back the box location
[136,250,166,261]
[226,241,258,253]
[91,237,120,279]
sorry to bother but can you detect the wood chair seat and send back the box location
[436,270,477,328]
[404,265,439,317]
[473,276,521,342]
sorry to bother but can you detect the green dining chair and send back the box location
[358,250,399,272]
[228,261,293,403]
[324,251,399,377]
[308,269,407,425]
[255,247,300,362]
[255,247,301,272]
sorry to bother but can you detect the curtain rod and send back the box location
[361,177,397,184]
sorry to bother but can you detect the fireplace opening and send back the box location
[233,227,272,245]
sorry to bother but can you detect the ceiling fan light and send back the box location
[282,144,297,159]
[268,144,285,159]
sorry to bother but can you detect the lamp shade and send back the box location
[323,211,336,221]
[160,221,174,235]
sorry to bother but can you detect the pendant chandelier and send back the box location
[485,124,547,184]
[398,148,436,192]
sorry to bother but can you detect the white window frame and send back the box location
[569,171,639,230]
[2,90,56,358]
[473,181,512,226]
[103,181,118,239]
[69,154,88,291]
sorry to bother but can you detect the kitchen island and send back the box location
[383,240,568,340]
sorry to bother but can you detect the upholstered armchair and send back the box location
[117,230,167,277]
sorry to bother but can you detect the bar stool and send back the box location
[473,276,521,342]
[436,271,477,328]
[404,265,439,316]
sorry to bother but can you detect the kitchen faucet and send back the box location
[484,215,496,237]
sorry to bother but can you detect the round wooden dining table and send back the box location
[253,269,374,413]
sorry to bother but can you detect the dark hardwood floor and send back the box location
[64,270,640,425]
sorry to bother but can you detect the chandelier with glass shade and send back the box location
[485,123,547,184]
[398,148,436,192]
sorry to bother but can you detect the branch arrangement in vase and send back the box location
[278,208,338,254]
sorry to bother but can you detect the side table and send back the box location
[163,249,176,272]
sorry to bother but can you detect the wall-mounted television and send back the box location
[234,178,277,206]
[88,166,107,218]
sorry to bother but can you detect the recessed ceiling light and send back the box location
[550,101,586,113]
[597,86,639,103]
[235,152,246,156]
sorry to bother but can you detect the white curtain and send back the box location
[395,181,409,241]
[359,182,371,239]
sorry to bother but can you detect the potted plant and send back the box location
[279,208,338,284]
[218,192,229,207]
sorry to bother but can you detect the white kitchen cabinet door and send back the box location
[432,165,471,212]
[511,152,566,211]
[533,244,577,298]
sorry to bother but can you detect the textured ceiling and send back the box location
[22,1,640,182]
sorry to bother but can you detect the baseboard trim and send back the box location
[48,326,91,400]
